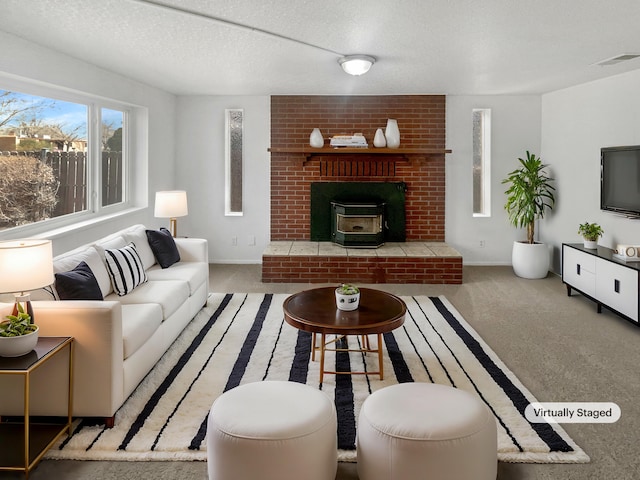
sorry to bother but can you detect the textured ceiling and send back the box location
[1,0,640,96]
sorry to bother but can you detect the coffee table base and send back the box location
[313,333,384,383]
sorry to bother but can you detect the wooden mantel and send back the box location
[268,146,452,161]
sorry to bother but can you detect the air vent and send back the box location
[592,54,640,66]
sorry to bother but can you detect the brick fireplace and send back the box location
[263,95,462,284]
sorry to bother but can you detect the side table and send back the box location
[0,336,74,478]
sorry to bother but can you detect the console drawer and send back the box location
[562,245,596,297]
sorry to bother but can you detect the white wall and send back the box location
[175,96,270,263]
[446,95,542,264]
[541,69,640,272]
[0,31,177,256]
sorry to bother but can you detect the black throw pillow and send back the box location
[146,227,181,268]
[55,261,103,301]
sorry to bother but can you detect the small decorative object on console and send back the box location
[577,222,604,249]
[335,283,360,311]
[613,244,640,261]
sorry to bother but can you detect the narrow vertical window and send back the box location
[472,109,491,217]
[225,109,243,215]
[101,108,124,207]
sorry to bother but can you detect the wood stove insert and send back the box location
[331,201,385,248]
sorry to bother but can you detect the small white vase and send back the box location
[309,128,324,148]
[373,128,386,148]
[385,119,400,148]
[335,290,360,311]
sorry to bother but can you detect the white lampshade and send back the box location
[0,239,54,294]
[154,190,189,218]
[338,55,376,76]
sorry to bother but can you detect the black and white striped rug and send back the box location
[48,293,589,463]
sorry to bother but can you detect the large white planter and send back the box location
[0,326,39,357]
[511,241,550,279]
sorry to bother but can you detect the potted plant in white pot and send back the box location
[335,284,360,311]
[0,302,39,357]
[502,151,556,279]
[578,222,603,249]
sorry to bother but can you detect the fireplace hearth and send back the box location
[331,201,385,248]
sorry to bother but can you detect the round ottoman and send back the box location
[357,383,497,480]
[207,381,337,480]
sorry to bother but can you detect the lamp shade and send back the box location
[154,190,188,218]
[0,239,54,293]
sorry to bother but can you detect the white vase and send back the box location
[385,119,400,148]
[584,240,598,249]
[373,128,386,148]
[309,128,324,148]
[335,290,360,311]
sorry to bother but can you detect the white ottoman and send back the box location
[357,383,497,480]
[207,380,337,480]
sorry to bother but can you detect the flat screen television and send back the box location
[601,145,640,217]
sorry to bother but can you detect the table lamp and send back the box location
[0,239,54,322]
[154,190,188,237]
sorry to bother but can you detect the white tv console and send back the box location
[562,243,639,324]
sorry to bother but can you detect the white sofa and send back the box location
[0,224,209,426]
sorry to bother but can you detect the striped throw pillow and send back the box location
[104,243,148,296]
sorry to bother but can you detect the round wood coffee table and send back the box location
[283,287,406,383]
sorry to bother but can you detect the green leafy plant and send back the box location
[578,222,604,241]
[336,284,359,295]
[502,151,556,244]
[0,303,37,337]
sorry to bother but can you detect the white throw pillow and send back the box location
[104,243,148,296]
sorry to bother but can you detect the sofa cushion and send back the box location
[53,246,112,298]
[146,261,208,295]
[104,243,148,296]
[95,235,127,252]
[121,304,163,360]
[146,228,180,268]
[104,279,190,319]
[123,226,156,270]
[55,261,103,301]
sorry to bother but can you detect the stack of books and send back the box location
[330,134,368,148]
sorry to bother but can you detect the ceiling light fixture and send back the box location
[338,55,376,76]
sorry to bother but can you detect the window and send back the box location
[472,109,491,217]
[0,87,132,233]
[225,109,243,216]
[101,108,125,207]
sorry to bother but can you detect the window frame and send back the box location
[0,75,142,239]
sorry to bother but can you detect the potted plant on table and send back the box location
[578,222,603,249]
[335,284,360,311]
[502,151,556,279]
[0,302,39,357]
